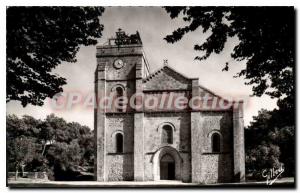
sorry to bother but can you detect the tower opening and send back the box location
[116,133,123,153]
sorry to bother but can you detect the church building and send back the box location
[94,30,245,184]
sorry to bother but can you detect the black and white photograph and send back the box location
[3,2,297,189]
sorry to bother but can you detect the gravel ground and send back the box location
[7,177,295,188]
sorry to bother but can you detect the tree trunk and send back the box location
[15,167,18,180]
[41,142,47,156]
[21,164,25,177]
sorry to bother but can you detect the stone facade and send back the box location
[94,32,245,184]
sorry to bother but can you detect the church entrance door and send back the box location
[160,154,175,180]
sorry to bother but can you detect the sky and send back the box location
[6,6,278,128]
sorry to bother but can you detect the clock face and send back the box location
[114,59,124,69]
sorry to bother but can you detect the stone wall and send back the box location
[106,154,134,181]
[105,114,134,181]
[143,112,191,181]
[143,112,191,152]
[199,154,233,184]
[200,111,233,153]
[191,111,233,183]
[105,80,136,112]
[97,45,143,81]
[143,91,190,112]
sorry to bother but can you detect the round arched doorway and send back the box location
[152,146,183,181]
[160,154,175,180]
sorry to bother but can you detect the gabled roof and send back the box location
[142,64,227,101]
[143,65,192,83]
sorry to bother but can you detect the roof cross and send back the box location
[163,59,168,66]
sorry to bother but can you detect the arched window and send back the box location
[115,86,124,112]
[162,125,173,144]
[116,133,123,153]
[116,86,123,97]
[212,133,221,153]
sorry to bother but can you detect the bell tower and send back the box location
[94,29,149,181]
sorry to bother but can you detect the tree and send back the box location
[246,143,281,180]
[6,115,44,176]
[6,7,105,106]
[7,114,95,180]
[245,109,295,177]
[164,7,295,111]
[6,114,26,138]
[7,137,39,178]
[46,140,82,180]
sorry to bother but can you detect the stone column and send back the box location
[190,79,203,183]
[134,113,144,181]
[94,62,106,181]
[134,63,145,181]
[191,112,203,183]
[233,101,245,182]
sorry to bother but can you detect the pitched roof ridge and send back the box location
[197,84,228,101]
[143,64,200,83]
[143,66,165,82]
[163,65,191,80]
